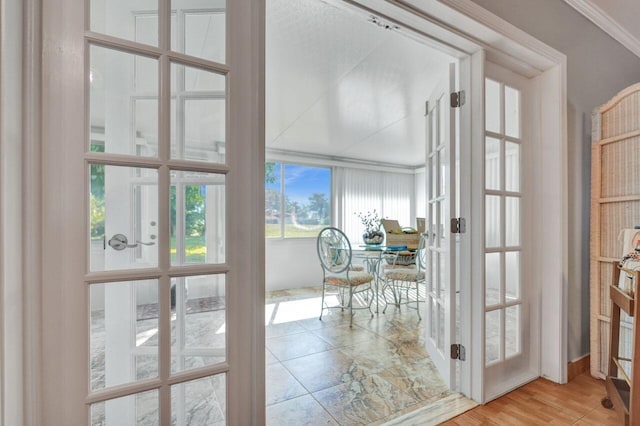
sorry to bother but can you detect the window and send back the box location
[265,162,331,238]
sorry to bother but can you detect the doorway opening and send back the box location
[263,0,473,423]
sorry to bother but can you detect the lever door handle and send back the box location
[108,234,155,250]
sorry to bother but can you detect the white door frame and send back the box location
[5,0,566,422]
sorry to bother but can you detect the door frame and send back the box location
[5,0,567,423]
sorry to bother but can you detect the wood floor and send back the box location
[441,373,620,425]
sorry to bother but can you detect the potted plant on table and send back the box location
[357,210,384,245]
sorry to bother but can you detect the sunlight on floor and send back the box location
[265,295,342,325]
[136,328,158,347]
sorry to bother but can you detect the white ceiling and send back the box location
[266,0,453,167]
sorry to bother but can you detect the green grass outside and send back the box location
[171,235,206,263]
[265,223,323,238]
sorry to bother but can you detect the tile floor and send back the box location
[90,283,473,425]
[265,286,469,425]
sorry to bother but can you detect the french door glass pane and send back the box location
[505,305,521,358]
[431,111,437,151]
[135,14,159,46]
[485,78,501,133]
[485,195,501,248]
[438,304,445,351]
[505,86,520,139]
[185,99,226,163]
[172,1,226,64]
[439,250,446,295]
[171,275,226,373]
[485,137,501,190]
[439,149,445,196]
[431,252,438,295]
[91,389,159,426]
[170,171,226,266]
[135,99,159,156]
[431,157,437,198]
[430,298,437,339]
[90,0,159,46]
[505,251,521,301]
[485,253,501,306]
[505,141,521,192]
[485,310,501,364]
[90,280,159,391]
[90,165,158,272]
[90,45,159,157]
[171,374,226,425]
[171,63,226,162]
[439,95,446,145]
[429,203,436,244]
[505,196,520,247]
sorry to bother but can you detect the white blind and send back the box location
[335,168,414,243]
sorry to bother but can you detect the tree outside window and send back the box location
[265,162,331,238]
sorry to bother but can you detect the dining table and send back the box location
[351,244,407,313]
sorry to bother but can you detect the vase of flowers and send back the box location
[357,210,385,245]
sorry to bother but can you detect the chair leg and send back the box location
[319,282,325,320]
[349,286,354,327]
[416,282,421,320]
[383,283,389,313]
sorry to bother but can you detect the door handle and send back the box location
[108,233,156,251]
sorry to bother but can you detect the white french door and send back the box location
[481,62,539,400]
[41,0,264,424]
[424,63,457,388]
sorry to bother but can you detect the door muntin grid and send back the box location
[85,1,229,424]
[427,94,448,354]
[484,78,523,365]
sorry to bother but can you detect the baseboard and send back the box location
[567,354,591,381]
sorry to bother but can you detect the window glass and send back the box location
[265,163,331,238]
[265,162,282,238]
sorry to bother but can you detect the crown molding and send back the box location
[564,0,640,59]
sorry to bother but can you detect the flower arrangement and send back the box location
[356,210,382,232]
[356,210,384,244]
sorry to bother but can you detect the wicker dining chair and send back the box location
[316,227,374,326]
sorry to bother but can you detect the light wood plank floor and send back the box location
[442,373,620,425]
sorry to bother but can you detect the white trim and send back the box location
[1,0,25,424]
[23,0,43,423]
[564,0,640,59]
[468,49,485,403]
[266,149,418,174]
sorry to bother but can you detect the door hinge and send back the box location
[450,90,466,108]
[424,100,429,116]
[450,217,466,234]
[451,343,466,361]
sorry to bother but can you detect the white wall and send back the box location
[472,0,640,361]
[266,238,323,291]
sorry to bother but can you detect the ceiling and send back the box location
[265,0,453,167]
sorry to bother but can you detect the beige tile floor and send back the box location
[265,286,474,425]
